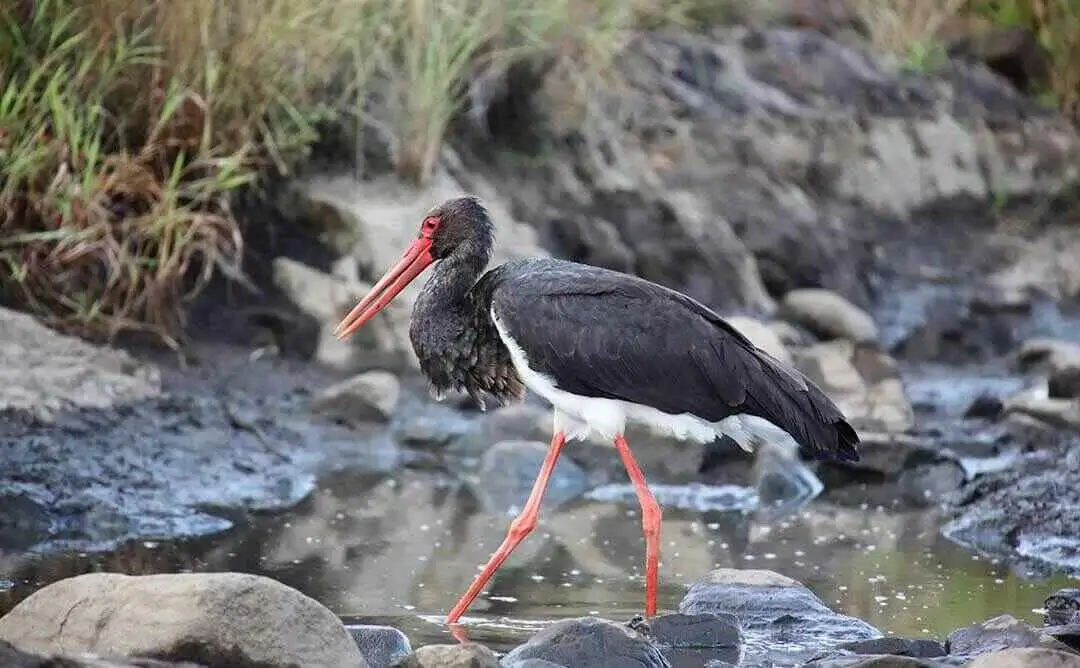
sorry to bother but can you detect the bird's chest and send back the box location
[409,314,476,388]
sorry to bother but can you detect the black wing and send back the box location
[487,259,859,462]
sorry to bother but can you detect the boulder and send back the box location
[0,573,368,668]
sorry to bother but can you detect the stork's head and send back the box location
[333,196,493,340]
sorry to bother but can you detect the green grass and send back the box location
[4,0,1077,346]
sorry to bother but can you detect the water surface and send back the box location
[1,468,1073,653]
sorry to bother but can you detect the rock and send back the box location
[1002,395,1080,431]
[503,661,567,668]
[724,316,792,363]
[0,572,368,668]
[271,257,411,371]
[644,612,742,667]
[1049,368,1080,400]
[679,568,881,665]
[1045,589,1080,626]
[964,395,1005,421]
[943,450,1080,574]
[472,440,589,513]
[947,614,1076,657]
[937,16,1049,94]
[793,340,914,433]
[399,643,499,668]
[1017,339,1080,375]
[311,371,401,424]
[803,656,944,667]
[780,288,879,343]
[838,637,947,658]
[1043,625,1080,653]
[966,647,1080,667]
[0,640,204,667]
[462,26,1080,318]
[991,229,1080,306]
[345,625,411,667]
[0,307,160,423]
[501,618,670,668]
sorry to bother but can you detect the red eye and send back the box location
[421,216,439,237]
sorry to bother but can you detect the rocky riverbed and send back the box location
[5,12,1080,668]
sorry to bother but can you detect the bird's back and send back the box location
[483,257,859,462]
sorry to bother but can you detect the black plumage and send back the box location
[404,197,858,462]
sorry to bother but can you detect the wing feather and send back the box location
[488,259,858,461]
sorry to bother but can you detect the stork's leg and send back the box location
[614,435,661,617]
[446,431,567,624]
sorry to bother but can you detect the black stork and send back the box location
[334,196,860,624]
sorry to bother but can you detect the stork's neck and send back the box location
[412,239,492,326]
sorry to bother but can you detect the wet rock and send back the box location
[472,440,588,513]
[448,403,551,456]
[271,257,411,371]
[1002,395,1080,431]
[1043,625,1080,653]
[311,371,401,424]
[501,618,670,668]
[1045,589,1080,626]
[1049,368,1080,400]
[723,316,792,364]
[1017,339,1080,375]
[964,395,1004,421]
[793,341,914,433]
[399,643,498,668]
[947,614,1076,657]
[944,448,1080,574]
[0,640,205,667]
[780,289,879,343]
[0,572,368,668]
[0,307,160,423]
[838,637,947,658]
[502,660,566,668]
[803,656,945,667]
[679,568,880,665]
[346,624,411,667]
[645,612,741,666]
[966,647,1080,667]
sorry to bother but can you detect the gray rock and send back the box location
[271,257,411,372]
[400,643,499,667]
[501,618,670,668]
[0,572,368,668]
[780,288,879,343]
[502,661,565,668]
[838,636,948,658]
[1017,339,1080,375]
[947,614,1074,656]
[461,26,1080,317]
[1002,395,1080,431]
[1045,589,1080,626]
[473,440,589,513]
[0,640,205,667]
[1042,625,1080,654]
[645,612,742,667]
[966,647,1080,667]
[793,340,914,433]
[803,656,945,667]
[346,624,411,667]
[679,568,881,665]
[312,371,402,424]
[943,451,1080,574]
[1049,368,1080,400]
[0,307,160,422]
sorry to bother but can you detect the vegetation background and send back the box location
[0,0,1075,346]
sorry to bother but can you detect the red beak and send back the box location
[334,237,435,340]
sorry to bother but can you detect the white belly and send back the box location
[490,308,801,454]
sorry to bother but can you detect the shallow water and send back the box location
[1,467,1074,654]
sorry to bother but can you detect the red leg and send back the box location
[446,431,567,624]
[614,435,661,617]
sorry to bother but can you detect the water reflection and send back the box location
[1,468,1074,651]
